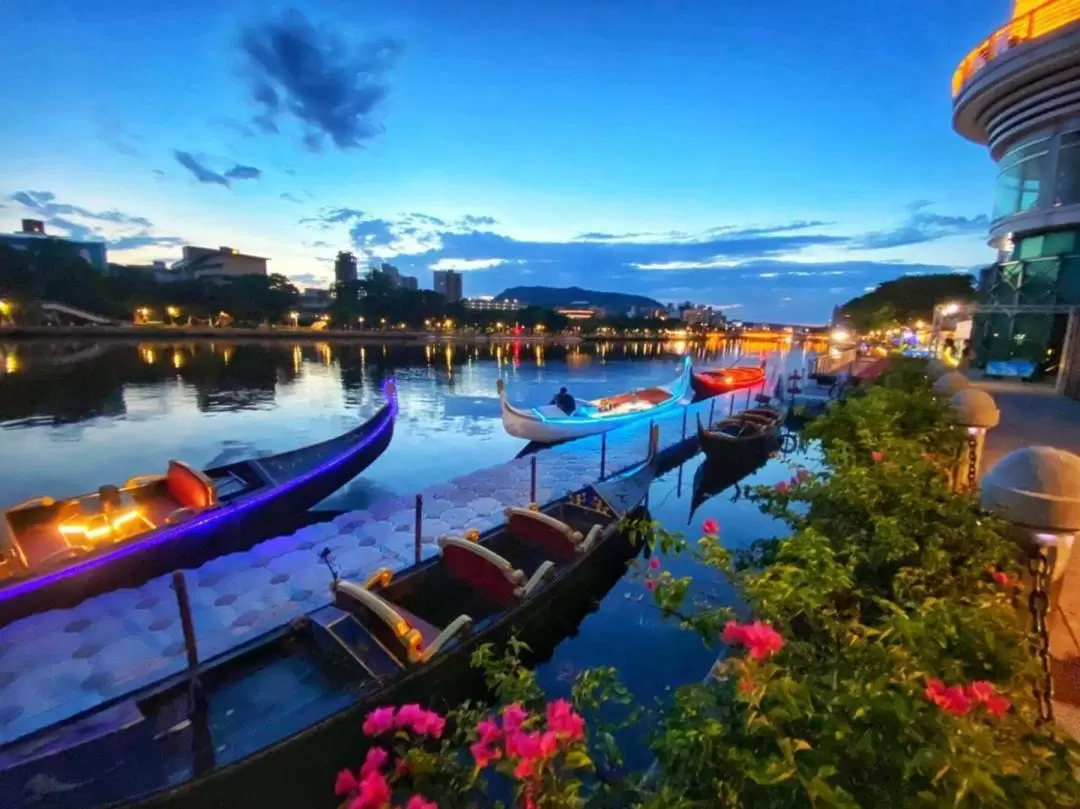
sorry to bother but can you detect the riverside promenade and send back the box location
[0,389,745,746]
[975,378,1080,735]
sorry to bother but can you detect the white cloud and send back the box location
[430,258,507,271]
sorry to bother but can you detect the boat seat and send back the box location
[166,461,218,509]
[333,580,472,665]
[506,507,584,562]
[437,537,529,606]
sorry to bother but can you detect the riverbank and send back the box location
[0,324,582,344]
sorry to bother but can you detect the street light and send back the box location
[166,306,180,320]
[358,316,365,329]
[289,311,299,328]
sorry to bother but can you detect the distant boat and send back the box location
[691,361,767,397]
[497,357,693,443]
[0,382,398,626]
[0,441,657,809]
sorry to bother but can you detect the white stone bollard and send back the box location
[982,447,1080,720]
[933,371,970,396]
[948,389,1000,492]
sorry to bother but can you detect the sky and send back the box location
[0,0,1011,322]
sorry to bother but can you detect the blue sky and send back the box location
[0,0,1009,321]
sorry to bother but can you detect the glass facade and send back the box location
[992,128,1080,221]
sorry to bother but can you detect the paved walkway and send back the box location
[974,378,1080,735]
[0,393,731,746]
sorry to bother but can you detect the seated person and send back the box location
[550,387,576,415]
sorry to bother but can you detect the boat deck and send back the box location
[0,394,737,746]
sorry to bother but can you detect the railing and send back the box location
[952,0,1080,97]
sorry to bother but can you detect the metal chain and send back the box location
[966,435,978,490]
[1028,549,1055,725]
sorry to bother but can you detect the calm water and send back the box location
[0,338,814,752]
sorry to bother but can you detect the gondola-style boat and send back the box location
[691,361,767,398]
[696,402,786,462]
[0,435,657,809]
[689,452,771,520]
[0,381,399,626]
[497,357,693,443]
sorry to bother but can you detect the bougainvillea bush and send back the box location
[335,368,1080,809]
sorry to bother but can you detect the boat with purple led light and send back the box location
[0,381,398,626]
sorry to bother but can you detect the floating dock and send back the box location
[0,392,752,746]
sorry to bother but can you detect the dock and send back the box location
[0,390,754,746]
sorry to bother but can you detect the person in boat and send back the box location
[551,387,576,415]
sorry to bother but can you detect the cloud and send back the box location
[430,258,509,271]
[109,233,188,250]
[300,207,366,227]
[287,272,328,286]
[240,9,403,150]
[210,116,257,138]
[96,119,142,156]
[152,169,166,179]
[854,211,989,250]
[173,150,230,186]
[11,190,153,228]
[280,192,303,203]
[906,199,934,212]
[458,214,497,228]
[225,164,262,180]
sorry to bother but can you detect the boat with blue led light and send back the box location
[0,381,398,626]
[496,357,693,444]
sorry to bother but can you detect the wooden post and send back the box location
[530,455,537,502]
[709,398,715,428]
[648,420,655,455]
[600,431,607,479]
[414,494,423,564]
[729,395,735,415]
[681,407,688,440]
[745,388,752,408]
[172,570,203,713]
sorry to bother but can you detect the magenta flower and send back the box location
[795,469,812,482]
[470,739,501,768]
[406,797,438,809]
[395,703,425,730]
[335,769,358,797]
[991,569,1020,589]
[774,481,790,494]
[475,718,502,745]
[546,699,585,742]
[721,620,784,659]
[648,557,661,570]
[360,747,388,777]
[502,703,529,733]
[362,706,396,736]
[871,450,884,463]
[506,730,542,760]
[985,694,1011,718]
[350,770,390,809]
[701,518,719,536]
[924,679,972,716]
[644,579,656,592]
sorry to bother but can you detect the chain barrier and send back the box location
[1028,548,1055,725]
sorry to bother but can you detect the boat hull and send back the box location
[691,366,766,397]
[0,401,396,626]
[697,406,785,464]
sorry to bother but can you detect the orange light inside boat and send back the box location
[723,375,733,384]
[58,508,147,542]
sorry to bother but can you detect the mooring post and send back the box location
[172,570,203,714]
[414,494,423,564]
[648,419,655,455]
[709,398,715,428]
[530,455,537,502]
[681,407,688,440]
[745,388,752,408]
[600,431,607,479]
[729,394,735,415]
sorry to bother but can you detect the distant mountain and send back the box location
[495,286,664,312]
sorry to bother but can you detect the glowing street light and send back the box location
[289,311,299,327]
[166,306,180,320]
[358,316,365,329]
[0,300,10,316]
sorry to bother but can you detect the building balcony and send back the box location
[953,0,1080,98]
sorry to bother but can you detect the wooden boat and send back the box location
[0,381,398,626]
[0,440,656,809]
[697,402,785,462]
[497,357,693,443]
[689,453,771,520]
[691,362,767,397]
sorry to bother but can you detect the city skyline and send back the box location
[0,0,1007,320]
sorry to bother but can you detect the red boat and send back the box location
[692,363,767,396]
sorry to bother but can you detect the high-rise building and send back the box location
[334,251,358,286]
[952,1,1080,392]
[0,219,107,272]
[433,269,463,303]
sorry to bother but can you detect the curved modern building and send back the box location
[952,0,1080,389]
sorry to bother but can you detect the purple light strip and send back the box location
[0,380,399,604]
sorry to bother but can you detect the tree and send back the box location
[838,274,975,332]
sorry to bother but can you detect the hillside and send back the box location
[838,273,975,331]
[495,286,664,312]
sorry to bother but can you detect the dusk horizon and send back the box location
[0,0,1007,321]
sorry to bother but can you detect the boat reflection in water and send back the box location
[0,447,656,809]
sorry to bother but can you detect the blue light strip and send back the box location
[531,357,692,424]
[0,380,399,606]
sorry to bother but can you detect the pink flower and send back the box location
[502,703,529,733]
[991,570,1020,589]
[701,518,719,536]
[475,718,502,745]
[546,699,585,742]
[395,704,425,731]
[967,681,996,704]
[540,730,560,757]
[506,730,542,760]
[335,769,359,797]
[774,481,790,494]
[406,796,438,809]
[361,747,389,777]
[940,686,973,716]
[644,578,656,592]
[470,740,501,768]
[394,759,412,778]
[985,694,1011,718]
[416,710,446,738]
[795,469,812,482]
[924,679,948,708]
[351,770,390,809]
[513,757,537,779]
[721,621,784,659]
[648,557,661,570]
[362,706,396,737]
[871,450,884,463]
